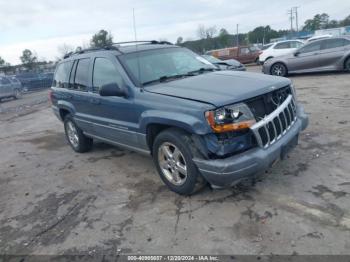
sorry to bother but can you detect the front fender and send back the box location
[139,110,211,135]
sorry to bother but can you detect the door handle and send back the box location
[313,52,319,55]
[89,98,100,104]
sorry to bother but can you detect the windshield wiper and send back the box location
[187,67,217,75]
[142,73,193,86]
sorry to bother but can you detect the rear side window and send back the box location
[92,58,123,93]
[73,58,90,91]
[53,61,73,88]
[290,41,303,48]
[322,39,345,49]
[274,42,290,49]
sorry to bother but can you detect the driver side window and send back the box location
[92,58,124,93]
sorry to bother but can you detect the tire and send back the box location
[14,89,22,99]
[64,114,93,153]
[152,128,206,195]
[344,57,350,72]
[270,62,287,77]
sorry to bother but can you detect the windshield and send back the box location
[262,44,273,50]
[120,47,216,86]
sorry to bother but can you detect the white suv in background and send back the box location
[259,40,304,64]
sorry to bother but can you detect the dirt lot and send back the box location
[1,68,350,256]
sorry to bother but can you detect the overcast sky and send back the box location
[1,0,349,64]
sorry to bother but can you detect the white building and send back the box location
[315,26,350,37]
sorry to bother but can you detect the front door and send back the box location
[83,57,140,149]
[287,41,322,72]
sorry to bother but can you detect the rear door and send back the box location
[67,58,96,134]
[287,41,322,72]
[317,38,347,69]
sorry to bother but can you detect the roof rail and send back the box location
[63,45,120,59]
[112,40,173,46]
[62,40,173,59]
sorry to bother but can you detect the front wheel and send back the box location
[271,62,287,77]
[64,114,93,153]
[344,58,350,72]
[152,128,206,195]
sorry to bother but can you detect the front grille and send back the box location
[246,86,292,121]
[250,94,297,148]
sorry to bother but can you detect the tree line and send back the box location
[1,12,349,70]
[179,13,350,53]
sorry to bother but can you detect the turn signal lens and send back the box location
[205,111,256,133]
[205,103,256,133]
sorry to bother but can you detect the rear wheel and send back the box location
[64,114,93,153]
[14,89,22,99]
[345,57,350,72]
[271,62,287,77]
[152,128,206,195]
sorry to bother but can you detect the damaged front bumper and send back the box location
[193,106,308,188]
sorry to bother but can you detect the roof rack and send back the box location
[63,40,173,59]
[112,40,173,46]
[63,45,119,59]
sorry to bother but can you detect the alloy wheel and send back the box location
[271,64,286,76]
[66,121,79,148]
[158,142,187,186]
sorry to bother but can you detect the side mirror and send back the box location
[294,51,300,57]
[99,83,126,97]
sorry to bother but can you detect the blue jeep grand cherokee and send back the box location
[50,41,308,195]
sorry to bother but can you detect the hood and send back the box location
[144,71,291,107]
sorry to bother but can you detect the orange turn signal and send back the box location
[205,111,256,133]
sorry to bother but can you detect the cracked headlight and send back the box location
[205,103,256,133]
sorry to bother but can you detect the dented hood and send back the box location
[144,71,291,107]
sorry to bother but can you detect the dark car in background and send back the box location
[16,72,54,91]
[0,76,22,101]
[206,46,261,64]
[202,55,246,71]
[263,37,350,76]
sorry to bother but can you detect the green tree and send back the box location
[176,36,183,45]
[218,28,230,46]
[20,49,37,69]
[302,13,330,31]
[90,29,113,48]
[0,56,5,66]
[340,15,350,26]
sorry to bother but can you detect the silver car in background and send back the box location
[262,37,350,76]
[0,76,22,101]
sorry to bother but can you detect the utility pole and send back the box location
[293,6,300,32]
[287,8,294,37]
[236,24,239,47]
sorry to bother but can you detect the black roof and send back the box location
[63,40,177,59]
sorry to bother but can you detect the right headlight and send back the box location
[205,103,256,133]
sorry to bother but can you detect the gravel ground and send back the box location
[0,68,350,256]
